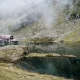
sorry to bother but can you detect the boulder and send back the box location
[0,45,28,61]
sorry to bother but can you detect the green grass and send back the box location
[64,21,80,42]
[0,63,68,80]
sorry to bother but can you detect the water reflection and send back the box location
[27,42,80,57]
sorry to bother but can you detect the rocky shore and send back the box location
[0,45,74,80]
[0,45,28,61]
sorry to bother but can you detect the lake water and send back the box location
[15,42,80,80]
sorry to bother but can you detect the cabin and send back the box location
[0,35,19,46]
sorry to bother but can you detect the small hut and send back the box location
[0,35,19,46]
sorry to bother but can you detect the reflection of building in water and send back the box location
[0,35,19,46]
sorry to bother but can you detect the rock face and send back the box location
[0,45,28,61]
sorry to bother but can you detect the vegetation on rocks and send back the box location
[69,0,80,20]
[57,0,80,42]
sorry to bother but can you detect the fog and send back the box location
[0,0,73,34]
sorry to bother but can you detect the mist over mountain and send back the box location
[0,0,79,41]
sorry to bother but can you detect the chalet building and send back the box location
[0,35,19,46]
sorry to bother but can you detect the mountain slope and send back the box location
[11,0,80,43]
[0,0,80,42]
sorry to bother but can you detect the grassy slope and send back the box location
[63,0,80,42]
[0,63,68,80]
[64,19,80,42]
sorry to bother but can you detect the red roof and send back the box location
[0,35,12,39]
